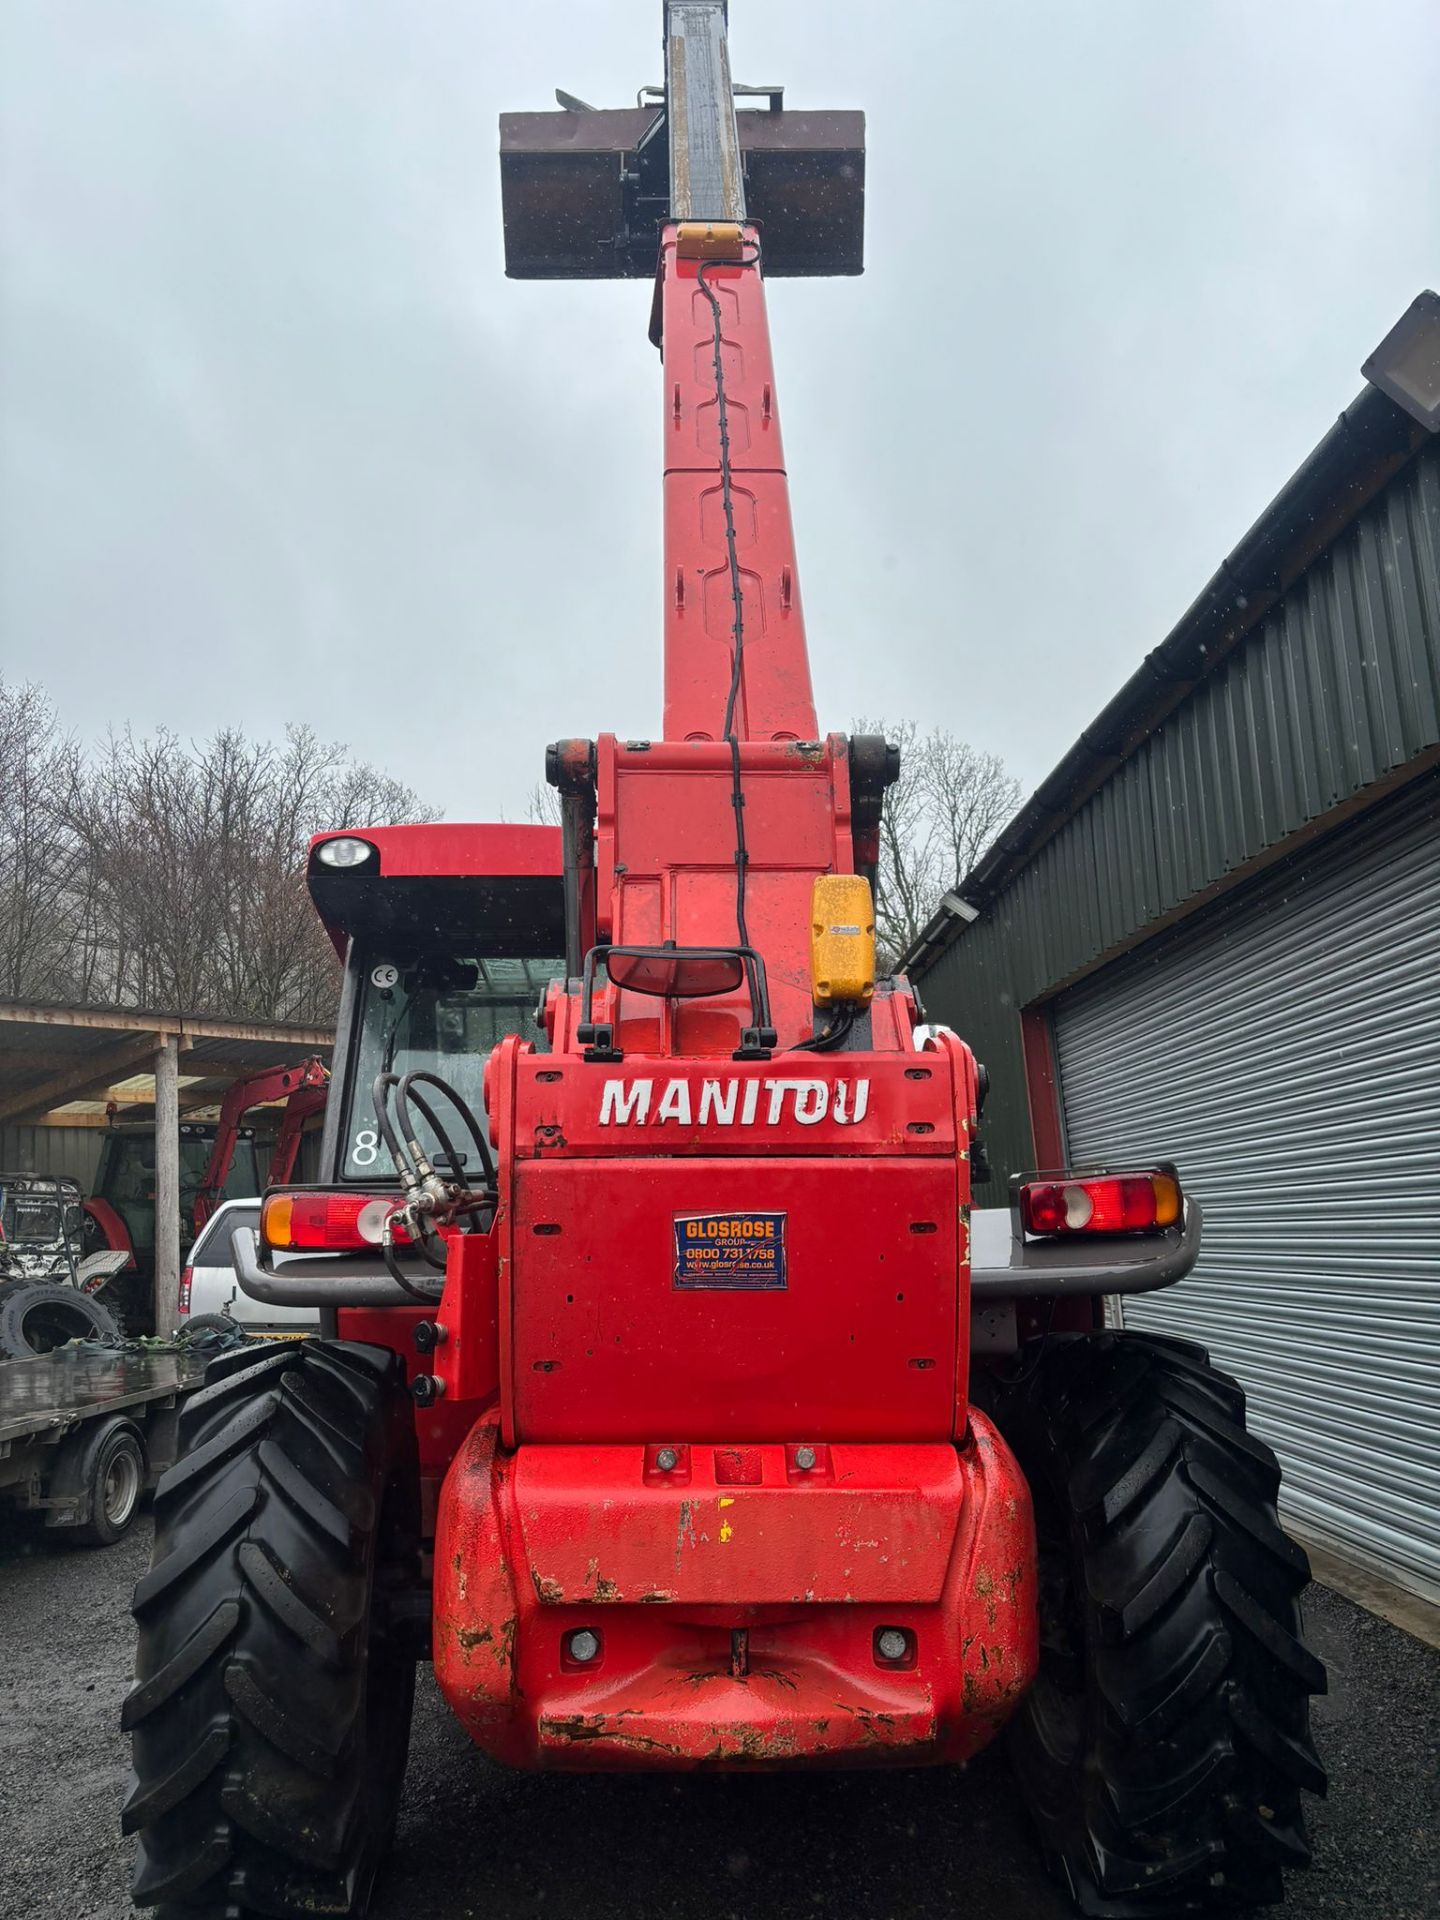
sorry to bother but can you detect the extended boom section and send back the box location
[661,223,817,744]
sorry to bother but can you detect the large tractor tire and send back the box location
[977,1330,1326,1917]
[0,1278,122,1357]
[124,1339,420,1919]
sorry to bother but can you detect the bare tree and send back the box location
[0,677,86,998]
[64,721,436,1022]
[0,684,438,1024]
[856,718,1023,970]
[524,781,562,828]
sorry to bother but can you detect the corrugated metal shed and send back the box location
[1051,775,1440,1600]
[917,438,1440,1184]
[0,1125,103,1189]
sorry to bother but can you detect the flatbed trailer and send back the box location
[0,1348,205,1547]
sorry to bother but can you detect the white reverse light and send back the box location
[356,1198,398,1245]
[1061,1184,1096,1230]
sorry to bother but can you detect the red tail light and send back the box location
[178,1265,193,1313]
[1019,1170,1182,1237]
[261,1191,412,1253]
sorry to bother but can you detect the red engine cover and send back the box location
[510,1156,958,1442]
[493,1047,969,1446]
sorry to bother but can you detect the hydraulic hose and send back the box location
[367,1066,498,1294]
[370,1070,414,1187]
[381,1215,445,1303]
[789,1005,857,1054]
[394,1069,495,1191]
[395,1083,467,1189]
[696,241,765,986]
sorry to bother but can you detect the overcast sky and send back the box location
[2,1,1437,825]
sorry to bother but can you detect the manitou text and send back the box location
[598,1077,871,1127]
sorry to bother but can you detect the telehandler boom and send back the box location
[126,8,1325,1916]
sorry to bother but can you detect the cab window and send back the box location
[343,950,565,1181]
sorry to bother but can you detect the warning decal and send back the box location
[673,1211,787,1291]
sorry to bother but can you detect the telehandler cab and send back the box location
[125,8,1325,1915]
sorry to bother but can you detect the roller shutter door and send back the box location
[1052,779,1440,1602]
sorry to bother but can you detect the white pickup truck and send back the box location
[177,1197,316,1337]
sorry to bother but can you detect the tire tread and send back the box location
[125,1339,416,1919]
[983,1330,1326,1916]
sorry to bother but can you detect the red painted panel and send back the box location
[590,735,858,1042]
[512,1442,966,1604]
[611,764,836,869]
[334,1305,480,1495]
[508,1155,959,1443]
[513,1054,957,1159]
[310,821,561,879]
[1019,1004,1065,1169]
[434,1231,500,1405]
[432,1408,1037,1772]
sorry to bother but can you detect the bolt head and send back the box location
[568,1629,601,1664]
[876,1628,909,1663]
[794,1445,817,1471]
[655,1446,680,1473]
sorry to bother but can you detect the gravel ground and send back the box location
[1,1513,1435,1920]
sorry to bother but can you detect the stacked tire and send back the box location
[0,1279,121,1358]
[979,1330,1327,1917]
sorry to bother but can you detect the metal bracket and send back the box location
[969,1201,1204,1300]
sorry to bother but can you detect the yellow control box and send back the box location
[810,875,876,1006]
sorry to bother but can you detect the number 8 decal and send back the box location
[352,1128,380,1166]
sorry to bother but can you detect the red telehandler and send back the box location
[125,9,1325,1916]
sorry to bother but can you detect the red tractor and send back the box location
[80,1057,330,1331]
[124,9,1325,1916]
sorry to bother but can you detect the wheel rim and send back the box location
[21,1298,95,1353]
[103,1444,141,1527]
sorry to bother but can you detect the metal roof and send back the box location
[0,1000,334,1128]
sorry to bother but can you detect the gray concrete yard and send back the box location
[0,1515,1435,1920]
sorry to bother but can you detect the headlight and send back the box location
[315,836,375,869]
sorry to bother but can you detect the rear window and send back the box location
[191,1204,261,1271]
[342,948,564,1181]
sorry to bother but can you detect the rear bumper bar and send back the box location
[969,1198,1202,1299]
[235,1200,1201,1314]
[432,1414,1037,1771]
[231,1228,427,1308]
